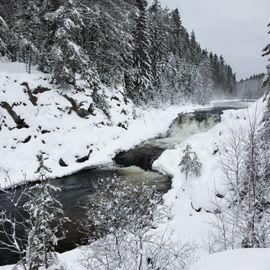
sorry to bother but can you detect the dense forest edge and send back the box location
[236,73,265,99]
[0,0,237,108]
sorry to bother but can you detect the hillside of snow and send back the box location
[0,61,201,187]
[147,100,265,250]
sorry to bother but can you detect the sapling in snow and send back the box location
[179,144,202,180]
[0,154,68,269]
[22,154,69,269]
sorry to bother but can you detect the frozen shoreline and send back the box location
[0,61,205,188]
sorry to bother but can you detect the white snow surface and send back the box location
[0,61,268,269]
[152,98,265,247]
[190,248,270,270]
[0,61,200,187]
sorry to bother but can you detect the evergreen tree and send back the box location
[262,23,270,96]
[132,0,153,104]
[226,66,236,96]
[0,16,9,56]
[23,154,68,269]
[189,31,202,64]
[170,8,185,58]
[45,0,88,86]
[193,56,214,104]
[179,144,202,180]
[80,2,133,86]
[148,0,169,93]
[259,22,270,198]
[12,0,41,73]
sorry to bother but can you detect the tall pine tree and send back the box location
[262,23,270,96]
[45,0,88,86]
[132,0,152,104]
[23,154,68,269]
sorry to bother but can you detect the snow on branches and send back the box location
[179,144,202,180]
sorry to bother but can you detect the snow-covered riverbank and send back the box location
[1,61,268,270]
[153,99,264,244]
[37,98,266,270]
[0,61,202,187]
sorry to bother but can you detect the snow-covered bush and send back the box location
[179,144,202,180]
[0,155,69,269]
[22,154,69,269]
[80,176,195,270]
[209,116,270,252]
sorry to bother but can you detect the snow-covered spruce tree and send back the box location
[179,144,202,180]
[131,0,153,104]
[0,16,10,57]
[170,8,186,59]
[80,176,195,270]
[189,31,202,64]
[261,23,270,146]
[192,54,214,104]
[82,2,133,87]
[45,0,89,87]
[262,22,270,96]
[12,0,41,73]
[22,154,68,269]
[226,65,236,97]
[148,1,170,95]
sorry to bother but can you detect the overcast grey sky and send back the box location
[158,0,270,80]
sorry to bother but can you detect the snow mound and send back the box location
[190,248,270,270]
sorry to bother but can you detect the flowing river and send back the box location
[0,99,254,266]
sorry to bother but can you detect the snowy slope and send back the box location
[0,61,201,187]
[57,247,270,270]
[190,248,270,270]
[153,99,265,247]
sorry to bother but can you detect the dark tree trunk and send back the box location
[0,102,29,129]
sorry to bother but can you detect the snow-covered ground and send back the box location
[56,247,270,270]
[0,61,201,188]
[190,248,270,270]
[43,99,268,270]
[153,99,264,247]
[0,61,268,269]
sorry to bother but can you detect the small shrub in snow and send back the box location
[22,154,69,269]
[80,176,195,270]
[0,154,69,269]
[179,144,202,180]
